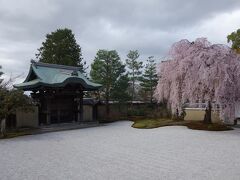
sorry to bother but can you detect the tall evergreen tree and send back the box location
[111,74,131,103]
[0,66,3,85]
[36,28,85,72]
[90,50,125,120]
[140,56,158,104]
[126,50,143,102]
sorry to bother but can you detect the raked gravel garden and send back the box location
[1,121,240,180]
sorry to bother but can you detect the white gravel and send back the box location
[0,121,240,180]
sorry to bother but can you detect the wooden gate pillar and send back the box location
[77,91,84,122]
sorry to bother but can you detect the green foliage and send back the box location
[140,56,158,103]
[131,119,232,131]
[227,29,240,53]
[0,66,32,120]
[36,28,85,71]
[0,66,3,85]
[180,108,186,120]
[127,103,171,119]
[0,88,32,120]
[172,107,186,121]
[132,119,184,129]
[186,121,233,131]
[148,106,171,119]
[126,50,143,101]
[90,49,127,120]
[90,50,126,118]
[90,50,125,96]
[127,108,145,116]
[111,74,131,103]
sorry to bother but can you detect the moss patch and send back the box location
[132,119,187,129]
[0,132,33,139]
[186,121,233,131]
[0,127,38,139]
[132,119,233,131]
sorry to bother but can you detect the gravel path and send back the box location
[0,121,240,180]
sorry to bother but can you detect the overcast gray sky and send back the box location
[0,0,240,83]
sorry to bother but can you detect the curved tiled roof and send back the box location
[14,61,102,91]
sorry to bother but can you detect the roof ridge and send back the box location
[31,60,82,71]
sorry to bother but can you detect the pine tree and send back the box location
[90,50,125,120]
[0,66,3,85]
[140,56,158,104]
[126,50,143,102]
[111,74,131,103]
[36,28,85,72]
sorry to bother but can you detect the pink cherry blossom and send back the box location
[154,38,240,124]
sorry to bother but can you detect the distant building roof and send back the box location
[14,60,102,91]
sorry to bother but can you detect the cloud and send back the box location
[0,0,240,82]
[183,9,240,44]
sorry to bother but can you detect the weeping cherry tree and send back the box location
[154,38,240,124]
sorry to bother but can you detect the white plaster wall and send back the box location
[16,106,38,128]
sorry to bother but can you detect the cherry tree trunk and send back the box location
[204,101,212,124]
